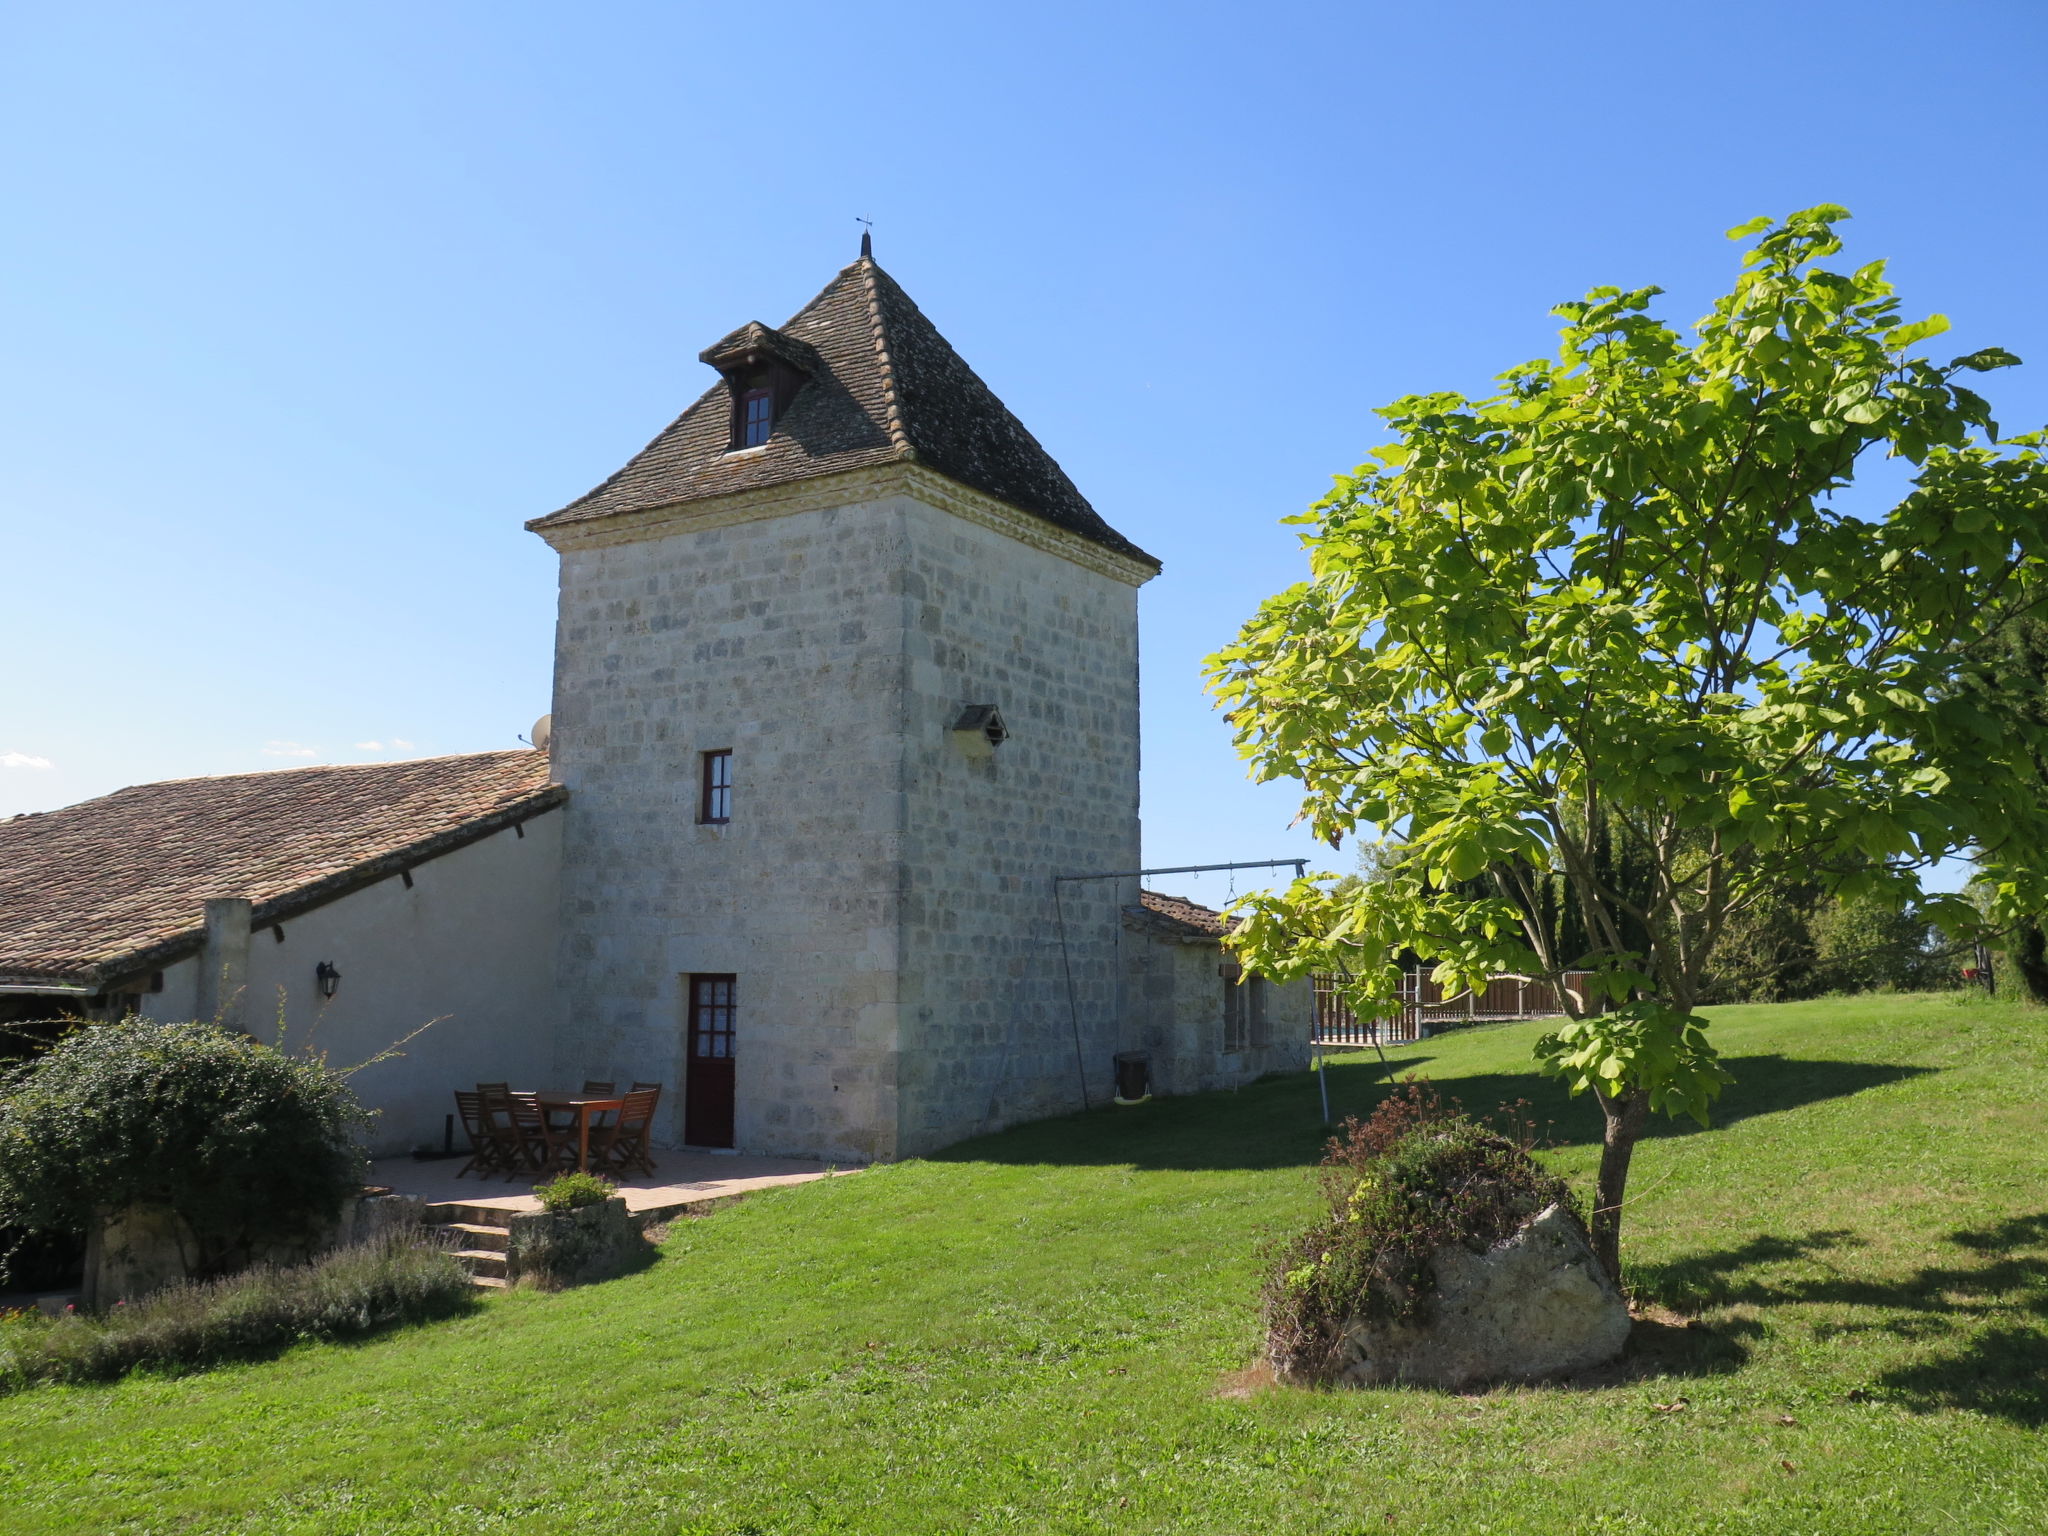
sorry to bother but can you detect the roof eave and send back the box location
[529,462,1160,584]
[4,785,569,994]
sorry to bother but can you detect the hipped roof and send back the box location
[529,256,1157,569]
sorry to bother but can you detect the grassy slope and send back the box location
[3,992,2044,1535]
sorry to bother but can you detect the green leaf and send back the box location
[1885,315,1951,350]
[1950,347,2021,372]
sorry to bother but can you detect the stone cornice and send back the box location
[529,464,1160,588]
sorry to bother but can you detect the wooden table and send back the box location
[533,1091,627,1174]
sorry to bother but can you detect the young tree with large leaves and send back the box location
[1209,207,2048,1279]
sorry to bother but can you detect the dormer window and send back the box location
[741,388,774,447]
[698,321,813,454]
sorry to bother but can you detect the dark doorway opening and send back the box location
[684,973,737,1148]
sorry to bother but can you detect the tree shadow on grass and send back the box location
[935,1048,1931,1172]
[1628,1213,2048,1426]
[1376,1052,1930,1154]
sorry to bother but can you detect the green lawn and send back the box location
[4,993,2045,1535]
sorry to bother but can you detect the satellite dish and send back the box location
[530,714,553,754]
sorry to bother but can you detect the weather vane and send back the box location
[856,215,873,258]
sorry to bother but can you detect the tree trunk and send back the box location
[1590,1085,1650,1285]
[2014,918,2048,1005]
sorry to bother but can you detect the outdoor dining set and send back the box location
[453,1081,662,1182]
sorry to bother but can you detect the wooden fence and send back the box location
[1312,971,1594,1046]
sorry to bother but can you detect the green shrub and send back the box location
[1262,1081,1578,1384]
[0,1020,370,1281]
[0,1228,473,1391]
[535,1170,617,1213]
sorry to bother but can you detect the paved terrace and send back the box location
[371,1152,859,1220]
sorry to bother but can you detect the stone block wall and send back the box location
[1120,928,1314,1096]
[546,494,914,1162]
[894,497,1144,1152]
[543,477,1152,1163]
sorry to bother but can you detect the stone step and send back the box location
[443,1221,512,1252]
[422,1201,526,1229]
[452,1248,509,1280]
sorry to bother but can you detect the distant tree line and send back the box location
[1343,832,1954,1005]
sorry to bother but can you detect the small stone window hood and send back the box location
[699,322,813,451]
[950,704,1009,759]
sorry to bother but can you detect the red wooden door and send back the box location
[685,974,736,1148]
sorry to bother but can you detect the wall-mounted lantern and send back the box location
[315,961,342,1000]
[950,704,1009,761]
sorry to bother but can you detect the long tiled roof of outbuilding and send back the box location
[0,751,563,990]
[528,255,1158,569]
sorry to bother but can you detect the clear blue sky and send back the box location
[5,2,2043,897]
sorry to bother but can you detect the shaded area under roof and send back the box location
[529,256,1158,569]
[0,751,563,989]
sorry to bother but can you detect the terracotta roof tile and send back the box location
[1126,889,1234,941]
[0,751,563,990]
[529,257,1158,569]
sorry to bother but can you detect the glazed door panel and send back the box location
[684,974,737,1148]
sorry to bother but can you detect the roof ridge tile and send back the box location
[856,256,914,457]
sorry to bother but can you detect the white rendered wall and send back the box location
[142,810,562,1158]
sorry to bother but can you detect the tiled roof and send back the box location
[0,751,564,990]
[529,256,1158,569]
[1126,889,1234,941]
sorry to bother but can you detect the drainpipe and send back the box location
[195,897,252,1031]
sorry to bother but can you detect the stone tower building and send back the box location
[527,248,1161,1163]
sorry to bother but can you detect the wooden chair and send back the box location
[506,1092,572,1179]
[454,1090,512,1180]
[475,1082,516,1141]
[578,1080,619,1132]
[594,1087,660,1178]
[476,1086,520,1160]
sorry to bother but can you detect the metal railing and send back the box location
[1312,971,1593,1045]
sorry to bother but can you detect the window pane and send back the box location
[701,750,733,822]
[743,391,773,447]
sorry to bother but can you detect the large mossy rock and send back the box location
[1325,1202,1630,1388]
[1264,1089,1631,1389]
